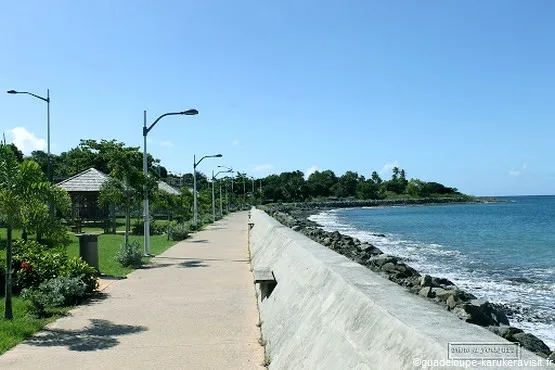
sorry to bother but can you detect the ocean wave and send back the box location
[310,209,555,349]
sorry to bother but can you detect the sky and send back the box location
[1,0,554,196]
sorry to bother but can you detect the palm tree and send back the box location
[0,145,70,319]
[0,144,20,319]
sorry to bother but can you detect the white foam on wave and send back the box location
[309,209,555,349]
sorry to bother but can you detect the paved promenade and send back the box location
[0,212,264,369]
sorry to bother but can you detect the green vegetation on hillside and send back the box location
[259,167,468,204]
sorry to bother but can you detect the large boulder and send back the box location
[454,300,509,326]
[369,254,398,267]
[420,274,433,287]
[512,333,552,358]
[381,262,397,273]
[419,287,432,298]
[431,276,455,287]
[487,325,523,339]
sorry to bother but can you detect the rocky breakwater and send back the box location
[262,206,554,360]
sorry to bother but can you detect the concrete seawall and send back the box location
[248,209,552,369]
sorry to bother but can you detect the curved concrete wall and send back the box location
[249,209,551,370]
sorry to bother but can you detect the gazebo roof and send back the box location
[56,168,110,192]
[158,181,181,195]
[56,167,181,196]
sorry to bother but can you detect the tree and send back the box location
[175,188,194,221]
[280,171,309,202]
[356,179,379,200]
[29,150,49,175]
[338,171,361,197]
[18,160,71,244]
[307,170,337,198]
[6,144,24,163]
[0,144,71,319]
[392,167,400,181]
[382,167,408,194]
[420,181,458,197]
[371,171,382,185]
[0,144,19,319]
[98,148,156,244]
[405,178,425,197]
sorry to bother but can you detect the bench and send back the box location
[253,268,277,300]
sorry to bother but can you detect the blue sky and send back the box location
[1,0,554,196]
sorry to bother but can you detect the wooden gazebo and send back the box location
[57,167,183,231]
[56,168,110,224]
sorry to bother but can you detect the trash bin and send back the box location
[76,233,100,273]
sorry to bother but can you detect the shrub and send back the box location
[200,214,214,225]
[39,221,73,248]
[115,241,143,267]
[62,257,99,295]
[22,276,87,317]
[187,221,202,232]
[13,240,68,290]
[169,223,190,241]
[132,219,167,236]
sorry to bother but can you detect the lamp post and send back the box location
[143,108,198,256]
[243,174,246,209]
[219,183,223,217]
[259,178,263,204]
[7,89,51,182]
[218,166,233,211]
[217,166,233,217]
[249,176,255,203]
[212,168,233,221]
[211,170,215,222]
[225,182,229,213]
[193,153,222,226]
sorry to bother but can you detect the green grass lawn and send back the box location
[0,216,212,355]
[0,297,68,354]
[66,233,177,277]
[1,219,178,278]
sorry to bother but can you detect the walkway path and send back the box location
[0,212,264,369]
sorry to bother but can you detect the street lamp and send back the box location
[259,178,263,204]
[212,168,233,222]
[193,153,222,226]
[143,108,198,256]
[217,166,234,217]
[218,166,233,212]
[7,89,51,182]
[249,175,255,199]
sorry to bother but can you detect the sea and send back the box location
[309,195,555,349]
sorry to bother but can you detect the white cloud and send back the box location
[160,140,174,148]
[232,139,240,147]
[8,127,46,154]
[253,164,273,172]
[304,165,320,180]
[379,161,400,178]
[509,170,521,177]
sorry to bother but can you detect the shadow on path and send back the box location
[189,239,209,243]
[140,263,174,270]
[26,319,147,352]
[178,260,208,268]
[155,256,249,263]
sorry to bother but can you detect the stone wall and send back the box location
[249,209,553,369]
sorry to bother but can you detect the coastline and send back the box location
[259,200,554,361]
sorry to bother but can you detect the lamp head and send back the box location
[7,90,18,94]
[182,109,199,116]
[215,154,223,157]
